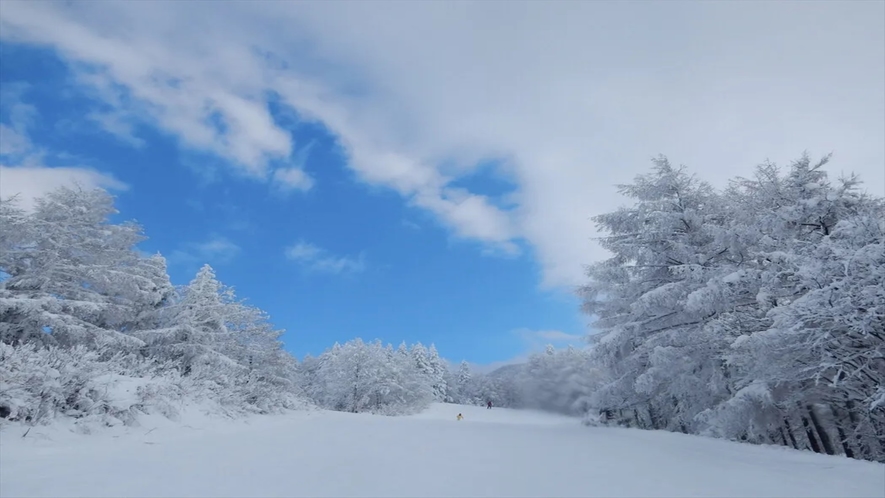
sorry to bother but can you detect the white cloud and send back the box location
[0,124,31,156]
[0,2,291,179]
[533,330,584,343]
[272,167,313,192]
[271,138,316,193]
[1,100,126,212]
[2,1,882,289]
[0,165,127,212]
[284,240,365,275]
[169,235,241,266]
[515,328,583,344]
[511,327,586,356]
[86,110,145,148]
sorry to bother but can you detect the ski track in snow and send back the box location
[1,403,883,498]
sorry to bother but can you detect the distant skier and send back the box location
[487,400,492,409]
[457,413,463,421]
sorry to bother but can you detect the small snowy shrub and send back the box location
[0,343,176,427]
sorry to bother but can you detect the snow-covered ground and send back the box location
[2,403,883,498]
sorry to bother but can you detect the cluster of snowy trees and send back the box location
[0,186,305,428]
[296,340,545,415]
[579,154,885,462]
[449,359,517,408]
[299,340,444,415]
[419,347,604,416]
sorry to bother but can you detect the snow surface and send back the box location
[2,403,883,498]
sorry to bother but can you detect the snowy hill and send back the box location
[2,403,882,498]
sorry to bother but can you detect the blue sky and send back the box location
[1,2,882,366]
[0,42,587,365]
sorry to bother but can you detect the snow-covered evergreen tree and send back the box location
[579,157,735,432]
[408,342,448,402]
[426,344,449,402]
[578,154,885,462]
[0,187,155,350]
[455,360,473,403]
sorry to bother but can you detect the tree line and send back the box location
[1,152,881,463]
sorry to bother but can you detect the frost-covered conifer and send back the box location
[578,154,885,462]
[0,187,152,350]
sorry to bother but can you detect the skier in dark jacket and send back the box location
[487,400,492,409]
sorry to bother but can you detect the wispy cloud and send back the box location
[513,328,585,354]
[402,219,421,231]
[0,165,128,212]
[272,139,317,193]
[534,330,583,342]
[169,235,241,267]
[284,240,365,275]
[272,166,314,192]
[0,123,31,156]
[0,92,126,212]
[86,110,145,148]
[184,199,252,231]
[215,201,253,232]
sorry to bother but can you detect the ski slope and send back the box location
[1,403,882,498]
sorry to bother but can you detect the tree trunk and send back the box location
[782,418,799,449]
[830,404,856,459]
[835,424,855,459]
[807,404,836,455]
[647,404,660,430]
[844,400,873,461]
[868,412,885,461]
[778,426,790,447]
[801,414,823,453]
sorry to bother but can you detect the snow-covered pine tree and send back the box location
[580,157,734,432]
[455,360,473,403]
[0,186,154,351]
[396,341,410,358]
[426,344,449,402]
[116,253,177,335]
[410,342,448,401]
[131,265,240,378]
